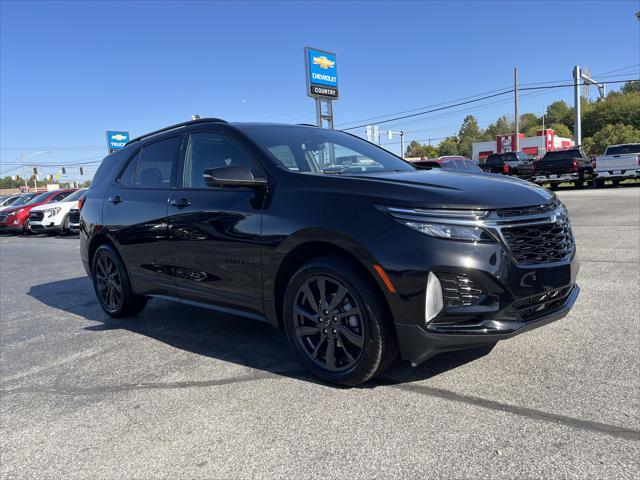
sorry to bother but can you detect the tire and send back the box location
[612,179,620,187]
[594,178,605,189]
[61,214,70,234]
[573,171,584,189]
[92,244,148,318]
[283,255,398,386]
[549,184,558,191]
[22,219,31,235]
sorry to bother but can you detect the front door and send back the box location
[167,129,266,315]
[102,135,182,296]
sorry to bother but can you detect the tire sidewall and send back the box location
[283,259,384,386]
[92,244,133,317]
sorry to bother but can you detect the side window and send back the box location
[267,144,298,171]
[50,192,68,202]
[453,160,468,170]
[118,136,181,188]
[182,131,257,188]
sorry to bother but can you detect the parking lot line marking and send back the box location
[379,381,640,442]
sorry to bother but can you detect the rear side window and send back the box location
[543,149,582,161]
[119,136,181,188]
[605,145,640,155]
[486,154,503,165]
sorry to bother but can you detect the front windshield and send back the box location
[26,191,52,205]
[63,189,86,202]
[240,125,415,175]
[10,194,37,207]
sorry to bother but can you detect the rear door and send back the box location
[102,135,182,296]
[167,128,265,315]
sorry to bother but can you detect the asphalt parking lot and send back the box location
[1,187,639,479]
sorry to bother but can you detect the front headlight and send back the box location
[44,207,61,217]
[401,220,494,242]
[7,208,24,217]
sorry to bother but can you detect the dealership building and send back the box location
[471,129,575,161]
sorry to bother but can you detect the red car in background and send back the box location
[0,189,76,234]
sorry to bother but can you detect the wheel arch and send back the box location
[268,234,396,330]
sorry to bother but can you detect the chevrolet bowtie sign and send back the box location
[305,47,339,99]
[106,130,130,153]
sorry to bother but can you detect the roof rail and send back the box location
[297,123,318,127]
[126,118,227,145]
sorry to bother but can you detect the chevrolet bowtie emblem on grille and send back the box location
[312,55,335,70]
[111,134,127,141]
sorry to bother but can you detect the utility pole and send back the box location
[573,65,606,146]
[514,67,520,152]
[387,130,405,158]
[573,65,581,145]
[74,167,79,189]
[21,153,28,190]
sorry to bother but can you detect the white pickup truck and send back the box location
[594,143,640,187]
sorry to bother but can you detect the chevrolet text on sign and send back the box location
[305,47,339,99]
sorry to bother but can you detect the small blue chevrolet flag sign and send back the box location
[106,131,130,153]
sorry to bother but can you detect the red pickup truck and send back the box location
[0,189,75,234]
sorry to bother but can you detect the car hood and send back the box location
[344,169,554,209]
[31,200,77,211]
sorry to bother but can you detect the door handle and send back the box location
[170,198,191,208]
[108,195,122,204]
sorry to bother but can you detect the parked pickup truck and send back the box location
[593,143,640,188]
[532,147,594,189]
[479,152,534,180]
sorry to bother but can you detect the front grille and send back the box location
[29,211,44,221]
[68,209,80,223]
[29,224,45,231]
[514,286,572,320]
[496,202,558,218]
[436,272,483,307]
[502,220,573,265]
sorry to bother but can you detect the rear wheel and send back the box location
[549,184,559,191]
[594,178,605,188]
[612,179,620,187]
[573,171,585,189]
[283,256,397,386]
[92,244,148,318]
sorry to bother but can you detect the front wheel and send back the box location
[92,244,148,318]
[283,256,397,386]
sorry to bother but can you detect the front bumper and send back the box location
[396,284,579,366]
[28,221,61,233]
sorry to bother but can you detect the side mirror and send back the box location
[203,166,268,188]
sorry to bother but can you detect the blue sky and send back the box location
[1,0,639,179]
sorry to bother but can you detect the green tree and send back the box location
[588,123,640,154]
[621,80,640,95]
[405,140,438,159]
[545,101,572,128]
[548,123,572,138]
[519,113,539,133]
[457,115,482,158]
[482,116,513,141]
[437,136,460,156]
[582,92,640,137]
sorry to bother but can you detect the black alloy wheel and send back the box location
[283,256,397,386]
[95,252,123,312]
[293,275,365,372]
[92,244,148,318]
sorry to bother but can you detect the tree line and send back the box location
[406,80,640,159]
[0,175,91,190]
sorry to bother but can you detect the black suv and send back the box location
[480,152,534,179]
[80,119,580,385]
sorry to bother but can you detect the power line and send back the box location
[341,79,636,131]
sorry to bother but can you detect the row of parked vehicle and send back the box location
[0,188,85,235]
[410,143,640,189]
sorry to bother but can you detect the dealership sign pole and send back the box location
[305,47,338,129]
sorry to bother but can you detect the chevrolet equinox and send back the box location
[80,118,580,385]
